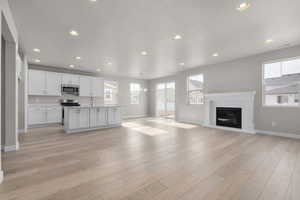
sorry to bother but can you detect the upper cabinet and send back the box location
[79,76,91,97]
[91,77,104,97]
[79,76,103,97]
[28,70,46,95]
[28,70,62,96]
[29,69,103,97]
[46,72,62,96]
[62,74,79,85]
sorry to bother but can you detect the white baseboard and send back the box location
[177,119,203,125]
[2,142,20,152]
[122,115,148,119]
[203,124,256,134]
[256,129,300,139]
[0,170,3,184]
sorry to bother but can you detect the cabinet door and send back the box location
[28,105,46,125]
[28,70,46,95]
[62,74,79,85]
[108,107,121,125]
[68,109,79,130]
[91,77,104,97]
[97,107,107,126]
[79,108,90,129]
[46,72,62,96]
[90,107,107,127]
[71,75,80,85]
[46,106,62,123]
[79,76,92,97]
[90,108,97,127]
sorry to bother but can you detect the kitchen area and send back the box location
[27,68,122,133]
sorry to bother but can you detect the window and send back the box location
[187,74,204,104]
[104,80,118,105]
[130,83,141,104]
[263,57,300,107]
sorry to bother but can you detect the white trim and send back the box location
[203,124,256,134]
[122,115,148,119]
[178,119,203,126]
[256,129,300,139]
[0,170,3,184]
[2,142,20,152]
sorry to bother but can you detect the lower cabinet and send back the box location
[68,108,90,130]
[108,107,121,125]
[90,107,107,127]
[28,105,61,126]
[64,106,121,133]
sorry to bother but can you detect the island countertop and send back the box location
[64,105,121,109]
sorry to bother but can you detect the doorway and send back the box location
[156,82,175,119]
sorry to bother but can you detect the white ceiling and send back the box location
[9,0,300,79]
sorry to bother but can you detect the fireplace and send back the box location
[216,107,242,129]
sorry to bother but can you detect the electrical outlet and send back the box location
[271,121,276,127]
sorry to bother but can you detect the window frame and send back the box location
[187,73,204,105]
[104,80,118,105]
[130,83,141,105]
[262,56,300,108]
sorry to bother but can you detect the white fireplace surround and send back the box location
[203,91,256,134]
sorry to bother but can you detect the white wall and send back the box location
[149,45,300,136]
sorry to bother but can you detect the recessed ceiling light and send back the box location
[265,39,274,44]
[174,35,182,40]
[90,0,97,2]
[75,56,82,60]
[107,62,112,65]
[141,51,148,56]
[33,48,40,53]
[237,2,250,11]
[213,53,219,57]
[179,62,185,66]
[96,68,101,72]
[35,59,41,63]
[69,30,79,36]
[69,64,75,68]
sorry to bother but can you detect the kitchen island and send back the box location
[64,105,121,133]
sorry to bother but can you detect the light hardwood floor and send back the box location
[0,118,299,200]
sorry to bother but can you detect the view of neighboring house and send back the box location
[264,58,300,106]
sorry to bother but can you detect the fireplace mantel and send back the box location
[203,91,256,134]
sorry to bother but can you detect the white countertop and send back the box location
[64,105,120,109]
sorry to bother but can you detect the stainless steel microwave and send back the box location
[61,84,80,96]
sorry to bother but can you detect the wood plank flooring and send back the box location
[0,118,299,200]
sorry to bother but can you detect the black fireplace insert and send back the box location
[216,107,242,129]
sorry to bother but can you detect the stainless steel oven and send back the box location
[61,84,80,96]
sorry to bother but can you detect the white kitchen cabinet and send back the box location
[79,76,103,97]
[62,74,79,85]
[28,70,62,96]
[28,105,46,125]
[28,70,46,95]
[91,77,104,97]
[90,107,107,127]
[108,107,121,125]
[79,76,92,97]
[28,104,62,126]
[67,108,90,130]
[79,108,90,129]
[46,72,62,96]
[46,105,62,123]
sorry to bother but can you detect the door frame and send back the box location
[155,81,176,119]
